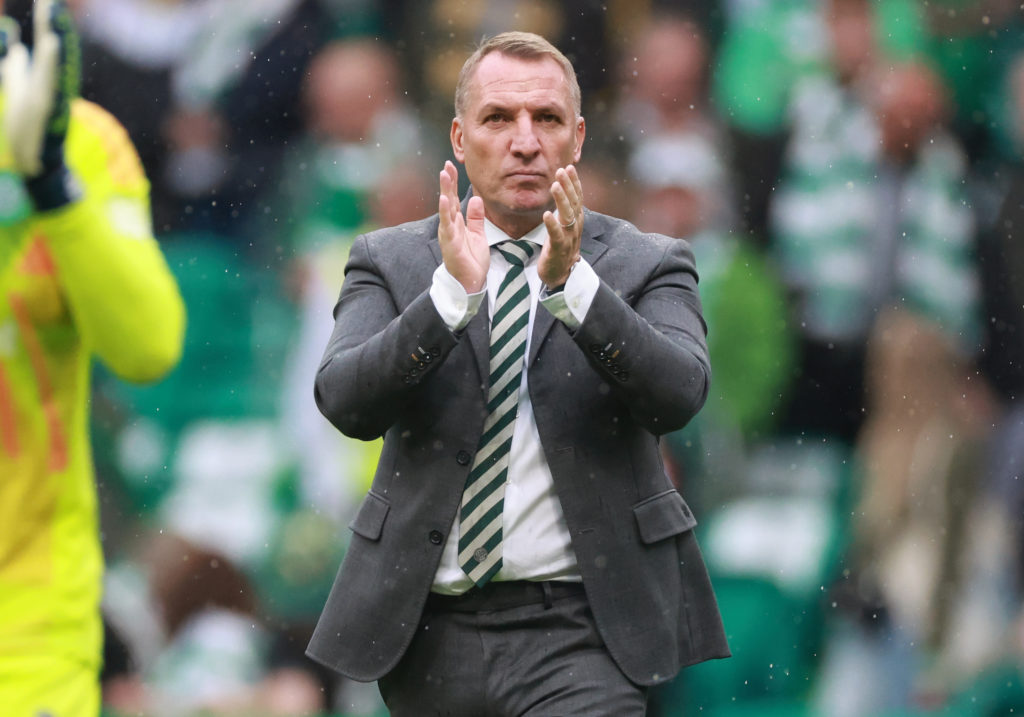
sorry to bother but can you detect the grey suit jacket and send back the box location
[306,208,730,686]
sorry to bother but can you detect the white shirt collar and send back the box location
[484,218,548,248]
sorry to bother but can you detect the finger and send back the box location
[439,164,450,201]
[2,42,29,105]
[31,28,59,105]
[444,159,459,187]
[542,210,568,249]
[556,167,583,247]
[556,166,579,209]
[438,192,453,242]
[543,209,557,233]
[550,178,574,226]
[443,161,463,221]
[465,195,485,236]
[439,165,457,223]
[3,43,36,174]
[540,211,579,286]
[442,160,459,201]
[566,164,583,209]
[35,0,54,46]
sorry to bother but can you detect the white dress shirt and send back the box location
[429,218,600,594]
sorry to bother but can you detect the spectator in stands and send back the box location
[816,308,1006,716]
[978,50,1024,407]
[967,49,1024,706]
[73,0,213,233]
[628,134,793,512]
[394,0,615,133]
[917,0,1023,164]
[614,13,735,236]
[161,0,333,237]
[275,36,434,533]
[272,37,430,257]
[102,533,326,715]
[626,97,798,717]
[770,25,980,442]
[712,0,925,237]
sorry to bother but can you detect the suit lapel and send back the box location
[528,215,608,366]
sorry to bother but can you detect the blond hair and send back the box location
[454,31,581,118]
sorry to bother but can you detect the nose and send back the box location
[509,116,541,158]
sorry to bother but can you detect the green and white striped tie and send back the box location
[459,239,536,586]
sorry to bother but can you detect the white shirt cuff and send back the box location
[540,258,598,330]
[430,263,485,331]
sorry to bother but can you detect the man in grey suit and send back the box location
[307,30,729,716]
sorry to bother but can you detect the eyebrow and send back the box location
[476,102,567,117]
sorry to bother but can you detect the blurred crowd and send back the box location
[76,0,1024,715]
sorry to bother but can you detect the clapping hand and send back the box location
[438,160,489,293]
[0,0,81,211]
[539,165,583,289]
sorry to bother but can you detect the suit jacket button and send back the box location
[590,344,601,355]
[429,530,444,545]
[429,346,441,357]
[456,450,472,465]
[403,375,413,384]
[619,370,630,381]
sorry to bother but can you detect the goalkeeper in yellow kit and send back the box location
[0,0,185,714]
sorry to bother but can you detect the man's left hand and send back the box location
[539,165,583,289]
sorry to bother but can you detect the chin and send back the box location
[505,192,551,215]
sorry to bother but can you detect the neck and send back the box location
[487,217,536,239]
[486,208,546,239]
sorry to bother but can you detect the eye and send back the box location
[538,113,561,124]
[484,113,506,124]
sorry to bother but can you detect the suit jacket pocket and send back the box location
[632,489,697,544]
[349,491,390,541]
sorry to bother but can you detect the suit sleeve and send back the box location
[33,100,184,383]
[314,232,459,441]
[572,238,711,435]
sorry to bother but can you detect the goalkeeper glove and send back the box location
[0,0,81,211]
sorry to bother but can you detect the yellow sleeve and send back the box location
[31,99,185,383]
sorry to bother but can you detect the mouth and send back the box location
[504,171,547,182]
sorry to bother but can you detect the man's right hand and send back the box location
[438,160,489,294]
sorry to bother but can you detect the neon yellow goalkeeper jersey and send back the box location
[0,99,185,667]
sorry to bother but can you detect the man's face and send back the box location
[451,52,585,235]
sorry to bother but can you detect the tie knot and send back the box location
[497,240,536,267]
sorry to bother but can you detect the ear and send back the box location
[572,116,585,164]
[451,117,465,162]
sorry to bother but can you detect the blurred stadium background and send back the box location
[77,0,1024,714]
